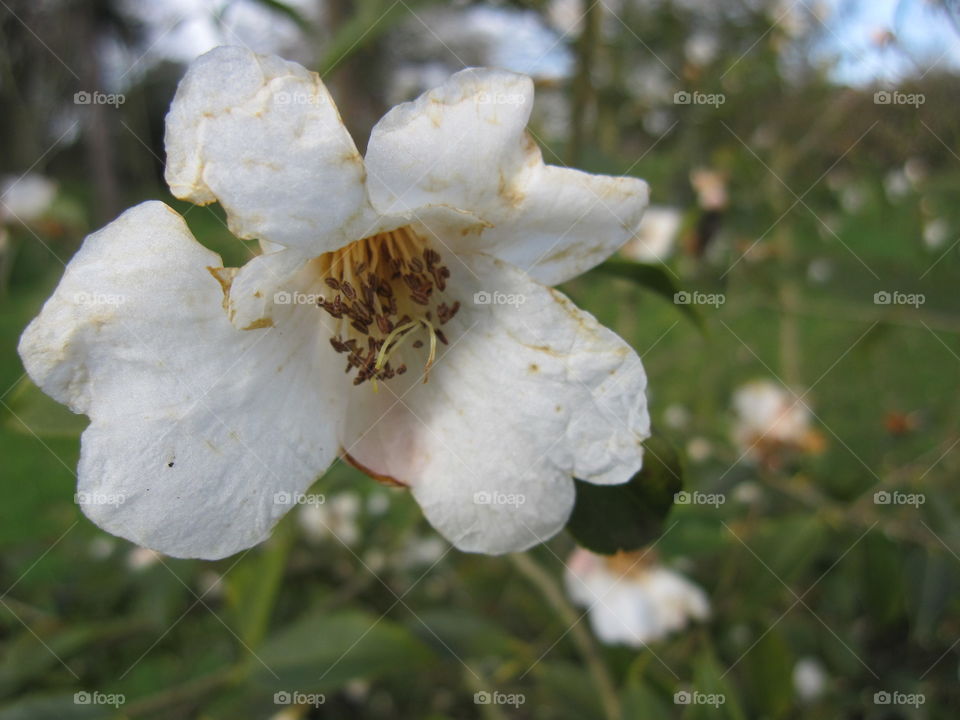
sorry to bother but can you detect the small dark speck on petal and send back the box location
[167,462,174,468]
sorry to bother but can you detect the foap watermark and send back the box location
[273,491,326,507]
[674,90,726,107]
[74,90,125,107]
[874,490,925,508]
[73,291,126,306]
[873,290,924,307]
[477,91,526,106]
[274,691,326,707]
[274,291,325,305]
[873,90,925,108]
[473,290,526,308]
[75,491,125,507]
[674,290,725,308]
[274,91,323,106]
[74,691,125,708]
[473,491,525,508]
[674,490,725,508]
[674,690,725,708]
[474,691,525,707]
[873,690,925,708]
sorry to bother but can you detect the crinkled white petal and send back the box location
[164,46,372,254]
[342,250,649,554]
[18,201,345,559]
[365,68,649,286]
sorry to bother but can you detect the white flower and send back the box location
[564,548,709,647]
[793,657,828,702]
[731,380,821,463]
[126,547,162,571]
[620,205,682,264]
[923,218,950,250]
[690,168,727,211]
[0,173,57,225]
[19,47,650,560]
[297,493,361,547]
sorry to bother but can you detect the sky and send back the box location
[111,0,960,88]
[818,0,960,84]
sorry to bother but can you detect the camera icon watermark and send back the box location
[674,490,726,508]
[473,690,525,707]
[75,491,126,507]
[74,691,125,708]
[873,490,925,508]
[674,290,725,307]
[477,91,526,106]
[74,90,125,107]
[273,491,326,506]
[873,690,924,707]
[673,90,726,107]
[473,290,526,308]
[73,291,126,306]
[274,291,325,305]
[873,290,924,307]
[273,690,325,707]
[273,91,322,107]
[873,90,925,107]
[473,491,526,508]
[674,690,725,707]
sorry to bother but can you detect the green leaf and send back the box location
[685,648,747,720]
[592,259,703,328]
[741,628,792,719]
[534,661,604,720]
[252,610,435,691]
[245,0,312,30]
[622,678,672,717]
[2,376,87,437]
[0,695,119,720]
[566,434,683,555]
[409,609,523,660]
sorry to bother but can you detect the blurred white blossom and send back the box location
[731,380,823,464]
[0,173,57,225]
[621,206,682,263]
[565,548,709,647]
[793,656,828,702]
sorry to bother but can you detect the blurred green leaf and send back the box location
[0,617,148,696]
[592,260,703,328]
[685,647,747,720]
[252,610,435,691]
[0,696,118,720]
[740,515,827,601]
[534,661,604,720]
[741,628,792,719]
[2,376,86,437]
[409,609,523,659]
[566,434,682,554]
[621,677,672,717]
[246,0,312,30]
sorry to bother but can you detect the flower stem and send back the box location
[509,552,621,720]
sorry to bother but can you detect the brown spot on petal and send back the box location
[242,317,274,330]
[343,452,408,488]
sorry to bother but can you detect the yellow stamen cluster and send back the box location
[313,226,459,387]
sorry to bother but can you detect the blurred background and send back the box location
[1,0,959,718]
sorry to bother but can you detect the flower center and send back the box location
[311,226,460,388]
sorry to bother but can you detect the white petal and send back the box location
[164,46,371,254]
[342,251,649,554]
[19,202,344,559]
[365,68,534,217]
[365,68,648,286]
